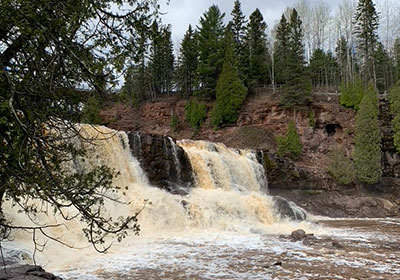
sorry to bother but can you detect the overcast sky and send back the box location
[159,0,388,48]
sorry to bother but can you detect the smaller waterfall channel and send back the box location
[5,126,400,279]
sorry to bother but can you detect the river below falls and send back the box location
[53,218,400,280]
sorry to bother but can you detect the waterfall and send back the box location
[4,125,306,270]
[177,140,268,193]
[167,136,182,181]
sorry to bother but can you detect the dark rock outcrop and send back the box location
[270,189,399,218]
[264,152,340,191]
[127,131,194,194]
[0,265,62,280]
[291,229,306,241]
[272,196,307,220]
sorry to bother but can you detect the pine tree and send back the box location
[339,76,364,110]
[309,49,326,88]
[245,8,270,89]
[122,22,151,104]
[354,84,381,185]
[309,49,339,89]
[281,9,311,108]
[177,25,199,97]
[393,38,400,82]
[161,25,175,95]
[0,0,157,251]
[196,5,225,99]
[375,42,394,91]
[327,147,355,185]
[274,14,290,86]
[149,22,175,99]
[276,120,303,159]
[211,26,247,127]
[353,0,379,85]
[336,36,354,84]
[230,0,248,82]
[389,81,400,153]
[149,20,163,100]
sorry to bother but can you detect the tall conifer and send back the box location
[354,84,381,185]
[353,0,379,85]
[245,9,270,89]
[281,9,311,108]
[211,26,247,127]
[196,5,225,99]
[274,15,290,85]
[230,0,248,82]
[177,25,198,97]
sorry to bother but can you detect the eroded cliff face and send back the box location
[100,92,400,217]
[101,93,357,191]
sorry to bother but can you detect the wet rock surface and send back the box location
[127,131,194,193]
[0,265,62,280]
[270,188,399,218]
[272,196,307,220]
[290,229,306,241]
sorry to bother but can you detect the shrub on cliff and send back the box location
[389,81,400,153]
[170,111,180,132]
[185,99,207,132]
[339,77,364,110]
[211,26,247,128]
[354,84,382,185]
[276,120,303,159]
[327,147,355,185]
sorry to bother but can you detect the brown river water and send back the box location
[5,126,399,279]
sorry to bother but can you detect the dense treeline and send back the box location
[120,0,398,186]
[122,0,400,107]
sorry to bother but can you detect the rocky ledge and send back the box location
[0,265,61,280]
[127,131,194,195]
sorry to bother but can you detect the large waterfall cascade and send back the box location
[4,125,311,270]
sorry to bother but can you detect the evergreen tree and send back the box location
[185,99,207,133]
[0,0,157,251]
[389,81,400,153]
[327,147,355,185]
[149,22,175,100]
[281,9,311,108]
[211,26,247,127]
[274,14,290,86]
[230,0,248,82]
[309,49,326,88]
[161,25,175,95]
[196,5,225,99]
[149,20,163,100]
[177,25,199,97]
[309,49,339,89]
[276,120,303,159]
[354,84,382,185]
[245,8,270,89]
[339,76,364,110]
[353,0,379,85]
[336,36,355,84]
[393,38,400,82]
[374,42,394,91]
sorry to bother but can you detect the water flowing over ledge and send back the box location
[4,125,309,273]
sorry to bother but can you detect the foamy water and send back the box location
[4,126,400,279]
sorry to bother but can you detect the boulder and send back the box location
[0,265,62,280]
[272,196,307,221]
[291,229,306,241]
